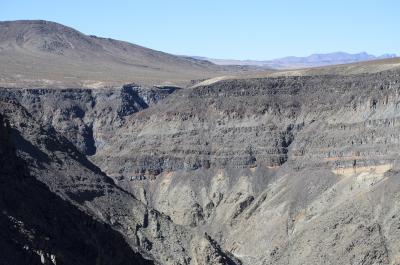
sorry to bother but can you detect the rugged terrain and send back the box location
[0,113,153,265]
[2,65,400,264]
[3,20,400,265]
[0,99,240,264]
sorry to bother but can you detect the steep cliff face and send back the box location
[95,72,400,174]
[3,69,400,265]
[89,70,400,265]
[0,100,239,265]
[0,113,153,265]
[0,84,179,155]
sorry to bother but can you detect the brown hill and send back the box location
[0,20,249,88]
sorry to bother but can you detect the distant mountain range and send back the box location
[192,52,398,69]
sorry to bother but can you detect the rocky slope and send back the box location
[89,70,400,264]
[3,66,400,264]
[0,84,179,155]
[0,114,154,265]
[0,99,240,265]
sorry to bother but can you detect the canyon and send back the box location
[2,20,400,265]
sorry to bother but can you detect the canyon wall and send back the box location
[2,70,400,264]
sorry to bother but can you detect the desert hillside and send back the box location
[0,20,252,88]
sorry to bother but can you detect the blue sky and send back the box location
[1,0,399,60]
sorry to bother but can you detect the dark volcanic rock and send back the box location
[0,114,153,265]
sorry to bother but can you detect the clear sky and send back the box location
[1,0,399,60]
